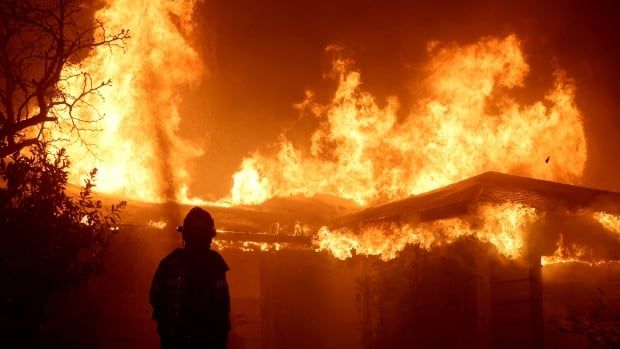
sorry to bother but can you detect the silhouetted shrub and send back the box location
[560,288,620,348]
[0,145,125,346]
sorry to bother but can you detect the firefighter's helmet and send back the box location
[176,207,215,238]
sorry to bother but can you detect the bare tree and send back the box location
[0,0,129,158]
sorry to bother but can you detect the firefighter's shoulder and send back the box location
[206,249,229,272]
[157,248,188,270]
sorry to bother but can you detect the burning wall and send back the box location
[117,171,620,267]
[312,172,620,265]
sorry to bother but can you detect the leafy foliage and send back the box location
[0,144,125,344]
[560,288,620,348]
[357,239,496,349]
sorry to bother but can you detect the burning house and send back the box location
[241,171,620,349]
[44,171,620,349]
[15,0,619,348]
[315,171,620,348]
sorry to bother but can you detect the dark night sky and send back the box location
[176,0,620,199]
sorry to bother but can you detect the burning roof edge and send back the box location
[334,172,620,227]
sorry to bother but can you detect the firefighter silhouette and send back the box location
[150,207,230,349]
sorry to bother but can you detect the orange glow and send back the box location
[212,240,284,253]
[51,0,203,203]
[49,6,606,266]
[592,211,620,236]
[535,211,620,266]
[315,207,620,263]
[148,219,168,230]
[314,203,539,261]
[230,159,272,205]
[230,35,586,206]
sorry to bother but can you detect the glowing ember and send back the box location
[52,0,203,203]
[148,220,167,230]
[230,34,586,206]
[213,240,285,253]
[314,203,539,261]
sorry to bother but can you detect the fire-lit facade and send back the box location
[44,172,620,348]
[251,172,620,348]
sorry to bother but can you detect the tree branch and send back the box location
[0,137,38,158]
[0,113,57,140]
[0,0,129,157]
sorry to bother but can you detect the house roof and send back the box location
[112,172,620,254]
[335,172,620,226]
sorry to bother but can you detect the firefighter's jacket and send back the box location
[150,248,230,342]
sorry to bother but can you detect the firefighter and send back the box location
[150,207,230,349]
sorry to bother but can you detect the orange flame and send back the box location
[52,0,204,203]
[148,219,168,230]
[541,234,591,266]
[50,7,603,265]
[212,240,284,253]
[230,35,586,206]
[314,203,540,261]
[315,208,620,263]
[537,211,620,265]
[592,211,620,236]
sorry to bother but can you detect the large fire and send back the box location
[314,203,539,261]
[52,0,204,203]
[312,207,620,263]
[51,1,613,266]
[54,6,587,207]
[230,35,586,206]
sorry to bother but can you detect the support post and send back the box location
[528,254,544,349]
[474,252,491,349]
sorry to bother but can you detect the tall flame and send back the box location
[53,0,203,202]
[230,35,586,205]
[44,2,620,268]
